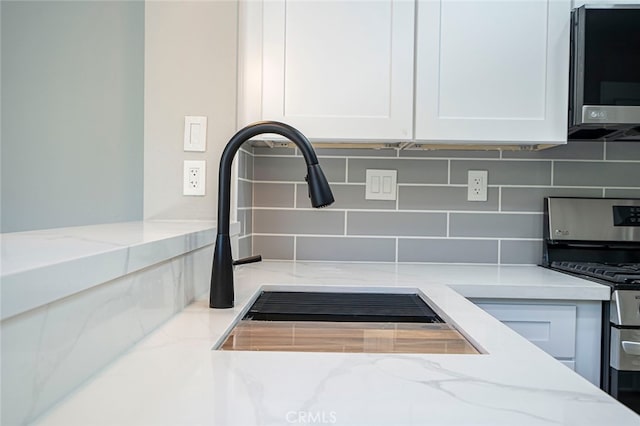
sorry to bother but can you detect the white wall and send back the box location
[144,0,238,221]
[1,1,144,232]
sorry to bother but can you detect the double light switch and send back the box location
[365,169,397,201]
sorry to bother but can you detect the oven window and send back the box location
[584,9,640,106]
[610,368,640,414]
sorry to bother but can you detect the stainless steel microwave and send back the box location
[569,5,640,141]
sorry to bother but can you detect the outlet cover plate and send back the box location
[365,169,397,201]
[467,170,488,202]
[183,160,206,196]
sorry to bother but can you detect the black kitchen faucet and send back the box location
[210,121,334,308]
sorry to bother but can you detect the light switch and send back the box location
[365,169,397,201]
[184,116,207,152]
[371,176,380,193]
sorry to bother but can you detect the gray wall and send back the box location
[238,141,640,264]
[143,1,238,221]
[1,1,144,233]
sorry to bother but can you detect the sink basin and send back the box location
[243,291,443,323]
[218,291,480,354]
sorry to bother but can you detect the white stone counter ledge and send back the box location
[0,220,238,320]
[32,262,638,426]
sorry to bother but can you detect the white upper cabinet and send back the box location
[414,0,571,144]
[239,0,415,141]
[239,0,572,146]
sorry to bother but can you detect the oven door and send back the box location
[610,327,640,413]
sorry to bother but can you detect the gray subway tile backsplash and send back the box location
[252,156,305,182]
[253,209,344,235]
[237,149,254,180]
[297,236,395,262]
[315,148,396,158]
[604,188,640,198]
[502,141,604,160]
[347,211,447,237]
[243,209,253,235]
[399,149,500,159]
[236,141,640,264]
[296,183,396,210]
[253,183,295,208]
[450,160,552,185]
[252,146,296,156]
[450,213,543,238]
[553,161,640,187]
[606,142,640,161]
[398,239,499,263]
[398,186,499,211]
[500,240,542,265]
[253,235,294,260]
[254,156,346,182]
[348,158,448,184]
[501,187,603,212]
[238,235,252,259]
[237,180,253,209]
[237,209,249,236]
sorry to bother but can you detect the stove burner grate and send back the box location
[550,261,640,284]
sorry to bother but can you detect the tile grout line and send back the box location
[251,233,542,241]
[344,211,348,236]
[252,206,545,214]
[345,157,349,183]
[293,183,297,209]
[395,238,399,262]
[293,235,297,261]
[446,212,450,237]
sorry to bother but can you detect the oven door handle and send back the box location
[622,341,640,356]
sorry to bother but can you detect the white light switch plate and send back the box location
[365,169,397,201]
[183,116,207,152]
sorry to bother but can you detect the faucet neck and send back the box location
[216,121,319,236]
[211,121,331,308]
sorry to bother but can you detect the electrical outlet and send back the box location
[183,160,206,196]
[467,170,488,202]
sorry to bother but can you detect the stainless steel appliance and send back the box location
[542,197,640,413]
[569,5,640,141]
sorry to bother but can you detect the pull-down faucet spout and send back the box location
[210,121,334,308]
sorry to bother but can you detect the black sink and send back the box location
[243,291,443,323]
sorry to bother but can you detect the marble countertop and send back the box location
[0,220,235,320]
[34,261,639,426]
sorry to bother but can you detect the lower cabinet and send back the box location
[471,299,602,386]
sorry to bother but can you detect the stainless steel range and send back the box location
[542,197,640,413]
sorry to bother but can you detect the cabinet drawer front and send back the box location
[475,303,577,358]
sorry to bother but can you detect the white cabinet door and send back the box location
[472,299,602,386]
[475,302,577,358]
[259,0,415,141]
[415,0,571,144]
